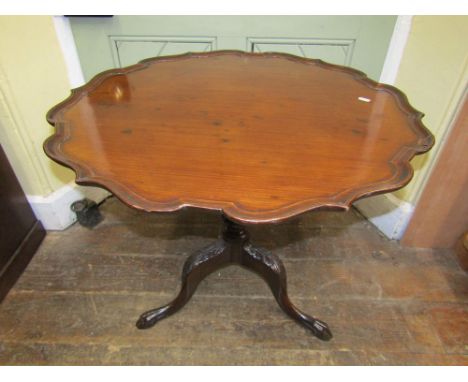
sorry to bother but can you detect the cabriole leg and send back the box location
[136,239,229,329]
[242,243,332,341]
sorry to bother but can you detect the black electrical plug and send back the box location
[71,198,103,228]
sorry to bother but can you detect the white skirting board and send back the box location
[354,194,415,240]
[27,183,111,230]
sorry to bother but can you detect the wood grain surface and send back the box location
[44,51,434,223]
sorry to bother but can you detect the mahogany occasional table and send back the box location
[44,51,433,341]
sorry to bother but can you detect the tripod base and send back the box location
[136,216,332,341]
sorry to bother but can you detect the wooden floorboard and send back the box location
[0,198,466,365]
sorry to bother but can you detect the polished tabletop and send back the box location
[45,51,433,223]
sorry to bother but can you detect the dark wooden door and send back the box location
[0,144,45,302]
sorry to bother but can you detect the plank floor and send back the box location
[0,198,467,365]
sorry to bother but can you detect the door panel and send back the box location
[70,16,396,81]
[249,37,355,66]
[111,36,216,67]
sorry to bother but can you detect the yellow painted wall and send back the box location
[392,16,468,204]
[0,16,74,196]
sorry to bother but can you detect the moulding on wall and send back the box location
[52,16,85,88]
[379,15,413,85]
[0,63,52,196]
[246,37,355,66]
[109,35,217,68]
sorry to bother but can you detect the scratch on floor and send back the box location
[88,294,99,315]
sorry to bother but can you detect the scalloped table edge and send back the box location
[44,50,435,224]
